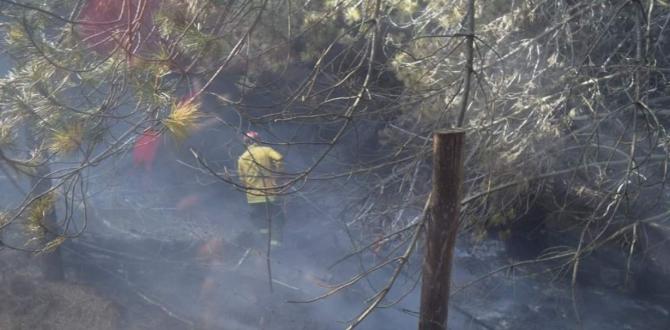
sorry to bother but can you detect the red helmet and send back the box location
[243,131,259,144]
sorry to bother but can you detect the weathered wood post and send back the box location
[419,130,465,330]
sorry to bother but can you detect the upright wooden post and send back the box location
[419,130,465,330]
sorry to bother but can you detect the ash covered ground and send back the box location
[2,151,669,329]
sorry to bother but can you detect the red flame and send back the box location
[176,194,201,211]
[79,0,159,57]
[132,129,160,171]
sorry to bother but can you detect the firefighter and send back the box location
[237,131,286,247]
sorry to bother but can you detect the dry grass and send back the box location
[0,274,119,330]
[0,249,119,330]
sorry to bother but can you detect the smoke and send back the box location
[1,7,669,328]
[1,67,668,328]
[37,91,421,329]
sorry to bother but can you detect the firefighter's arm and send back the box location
[236,157,247,185]
[268,149,284,172]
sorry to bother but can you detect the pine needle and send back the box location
[49,123,83,155]
[162,100,202,141]
[25,193,56,237]
[34,236,66,256]
[0,119,15,147]
[6,24,25,43]
[0,212,8,227]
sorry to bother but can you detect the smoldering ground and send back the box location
[2,109,669,329]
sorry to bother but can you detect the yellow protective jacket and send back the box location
[237,144,283,204]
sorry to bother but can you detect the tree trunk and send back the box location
[419,130,465,330]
